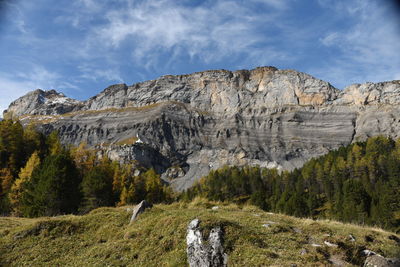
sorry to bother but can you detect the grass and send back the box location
[18,100,212,126]
[116,136,139,146]
[0,200,399,266]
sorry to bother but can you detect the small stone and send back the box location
[329,254,348,267]
[311,243,322,247]
[292,227,302,233]
[211,206,219,211]
[262,224,271,228]
[362,250,377,257]
[324,241,338,247]
[348,234,356,242]
[300,248,308,255]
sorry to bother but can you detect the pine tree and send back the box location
[21,151,81,217]
[0,168,13,213]
[342,179,370,224]
[80,158,115,212]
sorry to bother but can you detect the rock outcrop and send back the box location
[129,200,153,223]
[364,254,400,267]
[186,219,227,267]
[4,67,400,190]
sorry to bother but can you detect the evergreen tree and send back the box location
[0,168,13,213]
[21,151,81,217]
[80,158,115,212]
[342,179,370,224]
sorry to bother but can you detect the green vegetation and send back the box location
[183,136,400,232]
[1,118,399,235]
[0,201,399,266]
[0,119,399,265]
[0,119,174,217]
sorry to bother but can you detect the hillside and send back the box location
[4,67,400,190]
[1,202,399,266]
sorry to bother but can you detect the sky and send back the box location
[0,0,400,115]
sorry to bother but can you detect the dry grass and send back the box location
[116,136,139,146]
[17,101,212,126]
[0,201,399,266]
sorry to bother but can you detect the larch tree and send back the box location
[9,151,40,216]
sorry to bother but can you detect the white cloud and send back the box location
[83,0,290,69]
[320,32,339,46]
[250,0,289,9]
[0,65,73,117]
[78,65,123,83]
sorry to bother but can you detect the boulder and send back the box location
[186,219,228,267]
[364,255,400,267]
[129,200,153,223]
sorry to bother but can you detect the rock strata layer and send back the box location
[4,67,400,190]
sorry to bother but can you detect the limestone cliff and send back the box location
[4,67,400,190]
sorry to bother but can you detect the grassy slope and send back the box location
[0,201,399,267]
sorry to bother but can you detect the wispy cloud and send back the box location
[0,64,77,116]
[81,0,292,70]
[78,65,123,83]
[315,0,400,87]
[250,0,290,9]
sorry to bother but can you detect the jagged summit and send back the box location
[6,67,400,120]
[4,66,340,118]
[6,67,400,119]
[4,88,82,118]
[4,66,400,190]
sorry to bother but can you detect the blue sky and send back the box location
[1,0,400,114]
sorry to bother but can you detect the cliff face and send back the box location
[4,67,400,190]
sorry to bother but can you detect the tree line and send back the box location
[1,119,399,232]
[183,136,400,232]
[0,120,173,217]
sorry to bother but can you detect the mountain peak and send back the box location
[4,89,82,118]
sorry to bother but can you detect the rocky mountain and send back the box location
[4,67,400,190]
[5,89,83,118]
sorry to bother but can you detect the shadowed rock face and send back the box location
[4,67,400,190]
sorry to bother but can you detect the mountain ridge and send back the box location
[4,66,400,190]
